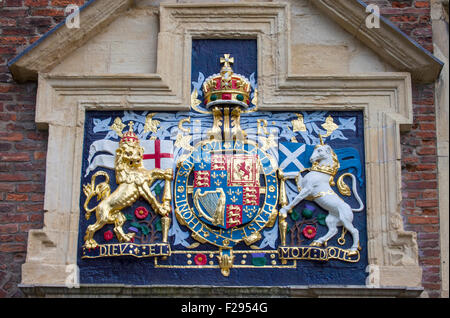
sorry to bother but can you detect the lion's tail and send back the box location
[336,173,364,212]
[83,171,111,220]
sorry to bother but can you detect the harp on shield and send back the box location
[194,188,226,227]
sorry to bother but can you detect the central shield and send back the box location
[193,151,260,229]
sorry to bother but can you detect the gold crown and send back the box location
[309,135,340,176]
[202,54,251,109]
[310,161,339,177]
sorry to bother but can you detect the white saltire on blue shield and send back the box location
[278,142,310,173]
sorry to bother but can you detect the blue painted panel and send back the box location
[78,110,368,286]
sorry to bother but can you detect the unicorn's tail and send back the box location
[337,173,364,212]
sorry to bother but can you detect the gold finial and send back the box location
[128,121,135,132]
[220,54,234,70]
[321,115,339,137]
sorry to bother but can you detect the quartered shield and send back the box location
[175,140,279,248]
[193,150,260,229]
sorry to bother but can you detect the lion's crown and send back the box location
[120,121,139,146]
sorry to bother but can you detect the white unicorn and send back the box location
[279,136,364,255]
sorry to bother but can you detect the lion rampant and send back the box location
[82,122,173,249]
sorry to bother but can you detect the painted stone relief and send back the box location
[78,40,368,285]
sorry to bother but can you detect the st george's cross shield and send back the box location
[192,150,260,229]
[142,139,174,170]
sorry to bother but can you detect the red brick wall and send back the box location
[0,0,442,297]
[403,83,440,297]
[364,0,441,298]
[0,0,86,298]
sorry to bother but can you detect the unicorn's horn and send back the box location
[319,134,324,145]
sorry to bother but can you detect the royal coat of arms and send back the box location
[78,40,368,284]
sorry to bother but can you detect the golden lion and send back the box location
[82,126,173,249]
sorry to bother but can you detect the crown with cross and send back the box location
[202,54,251,109]
[119,121,140,146]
